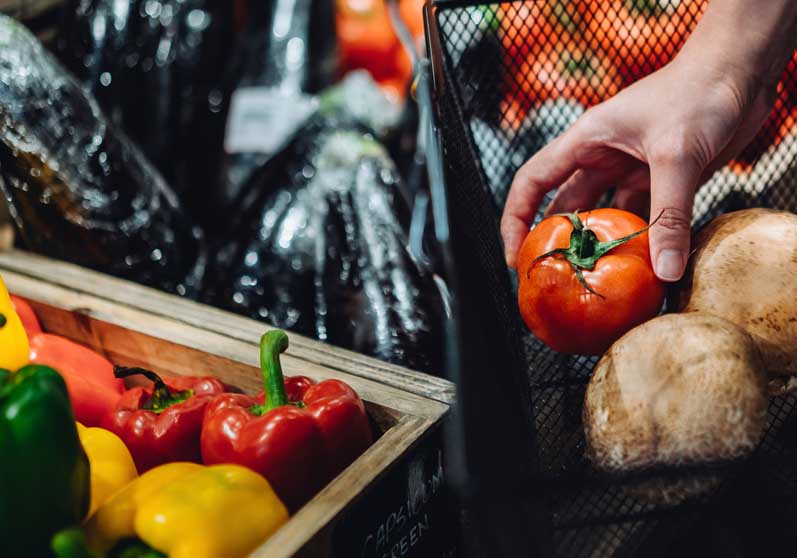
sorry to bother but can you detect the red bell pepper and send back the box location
[201,330,373,511]
[102,367,227,472]
[12,295,125,426]
[10,295,42,337]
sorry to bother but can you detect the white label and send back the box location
[224,87,318,155]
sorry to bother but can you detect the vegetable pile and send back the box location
[577,208,797,503]
[0,274,373,558]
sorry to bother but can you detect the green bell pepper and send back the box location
[0,365,90,558]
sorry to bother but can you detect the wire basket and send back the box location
[426,1,797,556]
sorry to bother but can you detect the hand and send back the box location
[500,0,797,282]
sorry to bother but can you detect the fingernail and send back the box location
[656,249,684,282]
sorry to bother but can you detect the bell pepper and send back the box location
[77,423,138,518]
[8,292,125,426]
[28,333,124,426]
[201,330,373,510]
[0,364,90,558]
[82,462,288,558]
[0,274,29,370]
[102,367,226,472]
[10,293,42,337]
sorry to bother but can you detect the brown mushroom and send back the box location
[672,208,797,377]
[583,313,768,503]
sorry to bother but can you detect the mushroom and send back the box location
[583,313,768,503]
[672,208,797,377]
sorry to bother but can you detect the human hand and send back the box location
[501,0,797,282]
[501,57,774,281]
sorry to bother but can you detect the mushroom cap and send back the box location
[584,313,767,476]
[673,208,797,375]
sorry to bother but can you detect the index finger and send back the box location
[500,126,586,268]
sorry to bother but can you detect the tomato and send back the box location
[730,54,797,174]
[336,0,414,98]
[398,0,426,48]
[586,1,705,85]
[517,209,664,355]
[499,1,586,66]
[507,38,622,123]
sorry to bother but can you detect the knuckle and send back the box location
[649,128,714,171]
[653,207,692,232]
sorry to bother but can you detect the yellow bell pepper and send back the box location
[0,274,28,370]
[85,462,289,558]
[76,423,138,518]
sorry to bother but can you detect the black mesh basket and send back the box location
[424,1,797,556]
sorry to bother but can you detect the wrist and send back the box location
[676,0,797,103]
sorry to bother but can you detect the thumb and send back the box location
[648,159,701,282]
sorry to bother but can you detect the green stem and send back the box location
[526,210,664,298]
[0,311,6,328]
[51,527,97,558]
[113,366,192,413]
[252,330,291,416]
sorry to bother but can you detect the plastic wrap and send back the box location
[56,0,236,210]
[205,79,440,372]
[0,15,204,295]
[213,0,338,222]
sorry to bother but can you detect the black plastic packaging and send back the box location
[205,80,441,372]
[0,15,204,295]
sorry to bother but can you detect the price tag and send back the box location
[224,87,318,154]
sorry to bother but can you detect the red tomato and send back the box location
[586,1,705,85]
[398,0,426,47]
[499,1,586,65]
[517,209,664,355]
[336,0,414,98]
[508,38,622,121]
[730,55,797,174]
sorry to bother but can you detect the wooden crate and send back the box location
[0,250,455,558]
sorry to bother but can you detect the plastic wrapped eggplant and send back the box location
[213,0,338,221]
[0,15,204,295]
[56,0,235,202]
[205,79,440,372]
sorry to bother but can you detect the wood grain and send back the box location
[3,269,449,422]
[0,251,455,404]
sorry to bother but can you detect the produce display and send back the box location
[469,0,797,218]
[577,209,797,503]
[517,208,664,355]
[0,2,440,374]
[0,273,374,557]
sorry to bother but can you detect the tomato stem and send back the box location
[527,210,664,298]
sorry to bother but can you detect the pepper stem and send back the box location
[527,210,664,298]
[51,527,97,558]
[0,312,6,328]
[113,366,192,413]
[248,330,291,416]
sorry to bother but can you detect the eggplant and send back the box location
[56,0,236,210]
[0,15,204,295]
[205,98,441,372]
[211,0,338,225]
